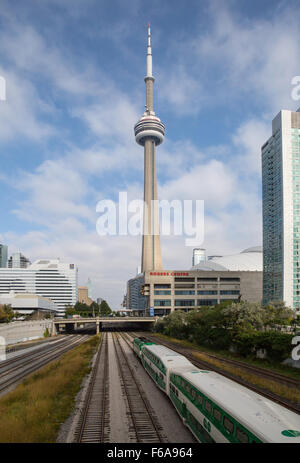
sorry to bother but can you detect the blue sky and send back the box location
[0,0,300,307]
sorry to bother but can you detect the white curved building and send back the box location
[191,246,262,272]
[0,259,78,315]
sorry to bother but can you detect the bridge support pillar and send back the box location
[96,321,100,335]
[51,322,57,336]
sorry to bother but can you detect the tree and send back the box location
[74,301,91,313]
[263,301,294,328]
[90,301,100,317]
[100,300,112,316]
[222,301,265,332]
[65,305,76,317]
[0,304,14,323]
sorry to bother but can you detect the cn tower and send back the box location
[134,24,165,273]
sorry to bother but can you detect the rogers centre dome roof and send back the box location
[191,246,262,272]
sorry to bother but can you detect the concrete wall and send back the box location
[0,320,52,345]
[240,271,263,303]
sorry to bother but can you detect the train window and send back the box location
[223,416,234,433]
[236,427,249,443]
[197,394,203,406]
[213,408,222,422]
[205,401,212,414]
[191,389,196,399]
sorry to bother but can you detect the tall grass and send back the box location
[0,335,100,443]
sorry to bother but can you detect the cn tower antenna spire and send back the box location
[146,23,152,79]
[147,23,152,77]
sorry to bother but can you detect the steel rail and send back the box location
[112,332,166,443]
[76,333,109,443]
[0,335,89,395]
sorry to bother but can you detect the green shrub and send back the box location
[233,330,293,361]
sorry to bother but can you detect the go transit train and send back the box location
[133,337,300,443]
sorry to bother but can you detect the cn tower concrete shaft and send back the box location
[134,25,165,273]
[142,138,162,272]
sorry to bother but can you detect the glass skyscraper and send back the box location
[262,109,300,311]
[0,244,7,268]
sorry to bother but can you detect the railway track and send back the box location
[0,335,90,395]
[76,333,110,443]
[0,335,78,372]
[112,332,167,443]
[5,335,65,354]
[201,352,300,388]
[131,332,300,415]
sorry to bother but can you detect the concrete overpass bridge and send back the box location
[51,317,158,335]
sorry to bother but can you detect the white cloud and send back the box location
[0,69,55,140]
[158,65,204,115]
[232,118,270,174]
[194,1,300,112]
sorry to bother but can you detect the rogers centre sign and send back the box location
[150,272,190,276]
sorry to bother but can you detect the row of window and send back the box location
[153,289,240,296]
[153,299,240,307]
[172,277,240,282]
[143,349,165,373]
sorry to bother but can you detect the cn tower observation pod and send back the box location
[134,114,165,146]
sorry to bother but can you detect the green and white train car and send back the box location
[133,337,155,357]
[135,340,300,443]
[140,344,192,392]
[169,366,300,443]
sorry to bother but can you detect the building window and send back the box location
[153,299,171,307]
[154,290,171,295]
[220,277,240,282]
[197,290,218,295]
[175,284,195,288]
[174,277,195,282]
[175,299,195,307]
[154,284,171,288]
[197,299,218,306]
[175,290,195,295]
[220,290,240,295]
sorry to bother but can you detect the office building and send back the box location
[126,275,147,314]
[262,109,300,311]
[127,247,262,315]
[0,244,7,268]
[8,252,31,268]
[0,291,57,315]
[78,286,93,306]
[0,259,78,315]
[192,248,206,266]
